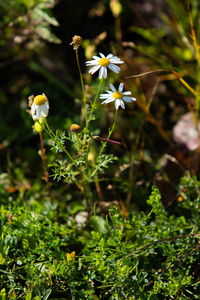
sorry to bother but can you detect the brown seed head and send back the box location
[70,124,81,133]
[70,35,82,50]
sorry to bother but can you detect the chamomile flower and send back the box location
[86,53,124,79]
[31,93,49,120]
[100,83,136,110]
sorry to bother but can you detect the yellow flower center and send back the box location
[113,91,123,99]
[99,57,110,67]
[34,95,46,106]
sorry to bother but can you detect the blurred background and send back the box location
[0,0,199,212]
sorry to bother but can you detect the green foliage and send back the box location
[1,180,200,299]
[0,0,61,52]
[1,0,200,298]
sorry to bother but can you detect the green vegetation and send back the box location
[1,0,200,298]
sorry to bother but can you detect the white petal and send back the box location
[31,103,36,116]
[108,64,121,73]
[86,60,99,66]
[109,84,116,92]
[109,57,124,64]
[98,67,104,79]
[101,96,114,102]
[101,98,115,105]
[123,96,136,102]
[104,90,113,94]
[41,103,49,117]
[89,65,101,74]
[100,90,113,96]
[115,99,125,110]
[103,67,107,79]
[106,53,113,59]
[100,94,109,98]
[46,99,49,109]
[99,53,105,58]
[119,83,124,92]
[92,55,101,61]
[36,107,41,119]
[122,91,132,95]
[100,93,112,99]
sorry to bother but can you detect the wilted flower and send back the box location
[70,35,82,50]
[86,53,123,79]
[31,93,49,120]
[100,83,136,110]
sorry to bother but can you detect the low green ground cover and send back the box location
[1,175,200,299]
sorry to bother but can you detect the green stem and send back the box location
[83,77,104,160]
[43,118,76,165]
[75,49,88,125]
[86,77,104,130]
[99,109,118,156]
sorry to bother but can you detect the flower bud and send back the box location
[70,124,81,133]
[34,117,45,133]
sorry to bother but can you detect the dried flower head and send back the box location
[70,35,82,50]
[70,124,81,133]
[28,95,34,108]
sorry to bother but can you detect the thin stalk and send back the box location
[39,132,50,191]
[89,110,118,183]
[86,77,104,130]
[99,109,118,156]
[75,49,88,125]
[83,77,104,161]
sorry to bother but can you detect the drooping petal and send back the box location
[115,99,125,110]
[108,64,121,73]
[31,103,36,116]
[46,99,50,109]
[101,97,115,105]
[109,57,124,64]
[102,67,107,79]
[36,106,41,120]
[123,96,136,102]
[89,65,101,74]
[41,103,49,117]
[98,66,104,79]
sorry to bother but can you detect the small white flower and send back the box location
[31,93,49,120]
[86,53,124,79]
[100,83,136,110]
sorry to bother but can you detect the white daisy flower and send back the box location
[86,53,124,79]
[100,83,136,110]
[31,93,49,120]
